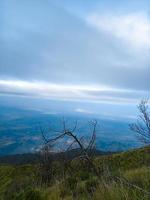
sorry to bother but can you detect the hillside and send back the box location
[0,149,112,165]
[0,146,150,200]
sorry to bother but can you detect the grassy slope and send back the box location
[0,146,150,200]
[96,145,150,171]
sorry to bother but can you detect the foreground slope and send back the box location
[0,146,150,200]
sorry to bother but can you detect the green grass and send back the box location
[96,145,150,172]
[0,146,150,200]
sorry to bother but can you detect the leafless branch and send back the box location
[40,118,100,176]
[129,99,150,144]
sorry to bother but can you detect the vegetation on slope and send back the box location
[0,146,150,200]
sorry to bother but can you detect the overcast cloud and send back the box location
[1,0,150,115]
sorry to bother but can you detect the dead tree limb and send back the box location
[130,99,150,144]
[40,118,100,176]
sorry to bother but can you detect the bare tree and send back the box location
[39,118,100,181]
[130,99,150,144]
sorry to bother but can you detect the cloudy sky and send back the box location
[1,0,150,118]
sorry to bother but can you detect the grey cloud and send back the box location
[0,80,149,104]
[1,0,150,95]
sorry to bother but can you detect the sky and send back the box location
[1,0,150,118]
